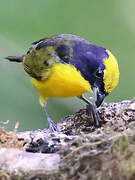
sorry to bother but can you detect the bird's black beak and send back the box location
[92,86,106,108]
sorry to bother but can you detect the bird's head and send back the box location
[23,45,60,80]
[91,50,119,107]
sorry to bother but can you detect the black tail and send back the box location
[5,55,25,63]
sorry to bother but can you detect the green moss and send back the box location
[0,170,10,180]
[111,136,129,155]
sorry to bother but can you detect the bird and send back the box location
[6,34,119,132]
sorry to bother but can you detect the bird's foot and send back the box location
[42,103,61,133]
[87,104,103,127]
[48,117,61,133]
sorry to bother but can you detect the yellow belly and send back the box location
[30,63,91,103]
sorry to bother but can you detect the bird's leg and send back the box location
[78,95,102,127]
[42,103,60,133]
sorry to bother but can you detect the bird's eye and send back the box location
[44,60,49,66]
[95,69,103,78]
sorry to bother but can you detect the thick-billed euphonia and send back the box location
[6,34,119,132]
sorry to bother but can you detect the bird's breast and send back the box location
[30,63,91,98]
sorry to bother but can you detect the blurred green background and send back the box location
[0,0,134,131]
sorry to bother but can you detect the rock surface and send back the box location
[0,100,135,180]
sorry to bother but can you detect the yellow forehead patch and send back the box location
[103,50,119,93]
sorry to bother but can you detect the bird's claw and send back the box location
[48,118,61,133]
[87,104,103,127]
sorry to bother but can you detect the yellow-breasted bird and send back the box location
[6,34,119,132]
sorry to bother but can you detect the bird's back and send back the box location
[31,34,108,84]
